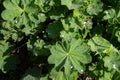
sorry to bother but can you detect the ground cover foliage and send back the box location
[0,0,120,80]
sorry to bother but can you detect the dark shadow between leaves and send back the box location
[3,55,20,73]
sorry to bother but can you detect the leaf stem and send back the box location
[83,29,90,39]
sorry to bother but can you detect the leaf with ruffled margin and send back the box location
[103,51,120,71]
[1,0,23,21]
[61,0,83,10]
[21,67,41,80]
[87,0,103,15]
[0,40,20,73]
[88,36,117,54]
[48,39,92,77]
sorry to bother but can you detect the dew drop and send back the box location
[105,11,108,14]
[113,64,118,70]
[70,66,73,69]
[80,69,84,73]
[40,13,45,16]
[15,20,18,23]
[61,34,64,38]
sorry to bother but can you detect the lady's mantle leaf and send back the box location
[88,36,117,54]
[48,39,92,76]
[61,0,72,9]
[87,0,103,15]
[0,40,20,73]
[1,0,23,21]
[27,38,47,56]
[50,69,66,80]
[103,51,120,71]
[61,0,82,10]
[46,21,63,39]
[21,67,41,80]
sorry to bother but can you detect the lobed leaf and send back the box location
[88,36,117,54]
[48,38,92,77]
[0,41,20,73]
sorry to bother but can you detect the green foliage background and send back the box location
[0,0,120,80]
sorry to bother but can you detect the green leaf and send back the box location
[25,5,39,14]
[50,69,66,80]
[1,0,42,37]
[34,0,51,12]
[27,38,46,56]
[112,71,120,80]
[0,41,20,73]
[0,56,7,73]
[0,41,9,71]
[0,40,9,55]
[70,56,84,73]
[88,36,117,54]
[52,0,61,6]
[1,0,23,21]
[40,75,48,80]
[117,10,120,18]
[50,68,78,80]
[11,0,20,5]
[103,51,120,71]
[115,31,120,42]
[3,0,21,10]
[38,13,47,22]
[55,71,66,80]
[48,38,91,76]
[48,6,68,20]
[61,0,82,10]
[103,8,116,20]
[2,55,20,73]
[69,72,78,80]
[21,0,33,7]
[98,71,114,80]
[60,31,77,41]
[29,13,46,23]
[61,0,72,9]
[21,67,41,80]
[46,21,63,39]
[64,57,71,76]
[61,17,80,32]
[87,0,103,15]
[15,13,28,27]
[12,33,18,41]
[22,25,32,35]
[1,9,22,21]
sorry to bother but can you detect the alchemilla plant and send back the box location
[0,0,120,80]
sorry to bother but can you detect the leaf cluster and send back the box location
[0,0,120,80]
